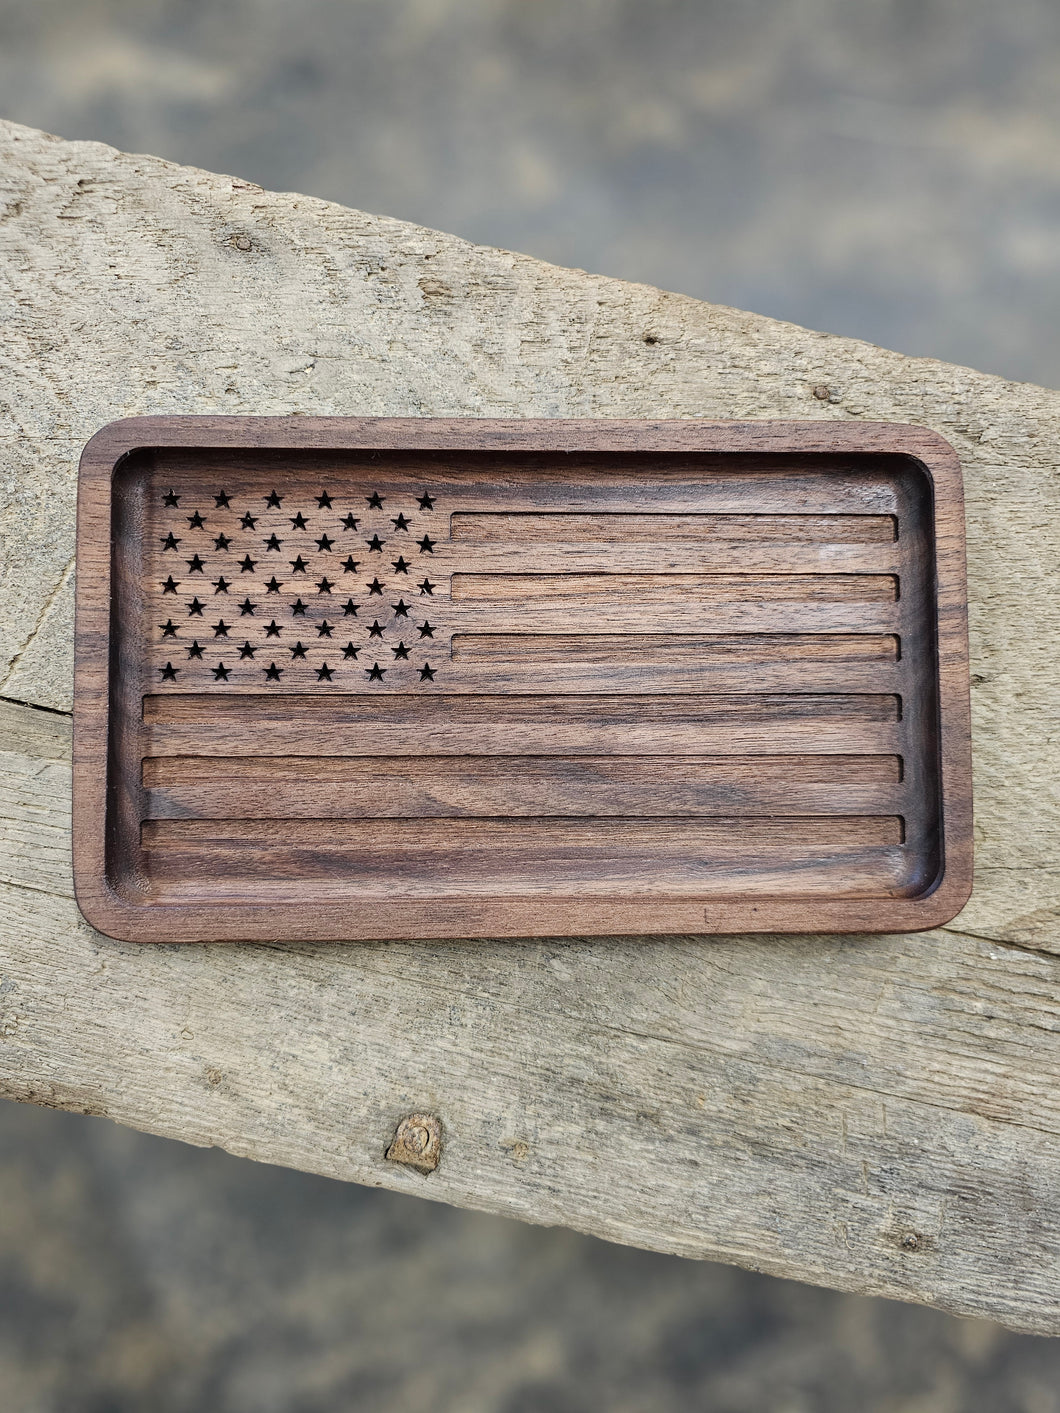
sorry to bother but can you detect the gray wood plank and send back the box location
[4,699,1060,1331]
[2,116,1060,1331]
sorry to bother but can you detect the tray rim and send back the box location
[72,416,973,942]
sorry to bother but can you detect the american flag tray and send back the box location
[72,417,973,942]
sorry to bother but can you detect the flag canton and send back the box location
[149,482,445,688]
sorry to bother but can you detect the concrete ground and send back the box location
[2,2,1060,1408]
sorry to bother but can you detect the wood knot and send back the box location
[386,1113,442,1173]
[418,277,452,300]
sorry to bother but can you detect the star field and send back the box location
[152,482,442,687]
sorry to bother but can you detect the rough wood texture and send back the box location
[73,417,971,941]
[2,117,1060,1332]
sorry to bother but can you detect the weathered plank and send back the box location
[5,696,1060,1330]
[3,117,1060,1331]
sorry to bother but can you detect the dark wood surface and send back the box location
[72,418,972,942]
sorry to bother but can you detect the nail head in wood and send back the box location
[386,1113,442,1174]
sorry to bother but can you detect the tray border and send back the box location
[72,416,973,942]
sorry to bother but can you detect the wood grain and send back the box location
[142,753,903,819]
[450,571,899,601]
[72,420,970,942]
[450,511,898,542]
[2,117,1059,1332]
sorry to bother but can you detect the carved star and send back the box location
[160,620,178,637]
[264,620,282,637]
[366,492,384,509]
[238,598,256,615]
[161,532,180,551]
[186,640,204,659]
[417,492,434,511]
[187,511,206,529]
[368,621,385,639]
[238,641,257,659]
[239,555,257,573]
[213,577,231,594]
[265,577,283,593]
[159,662,179,681]
[212,663,231,681]
[316,534,334,552]
[214,490,232,508]
[341,513,359,531]
[187,598,205,616]
[342,642,360,659]
[161,576,179,594]
[342,599,359,616]
[366,662,386,680]
[264,533,283,551]
[289,641,307,659]
[290,512,309,530]
[264,490,283,508]
[392,641,409,660]
[417,620,434,638]
[418,578,435,595]
[392,599,410,617]
[263,662,283,680]
[214,533,232,551]
[291,599,307,615]
[367,535,385,552]
[419,663,436,681]
[290,555,308,573]
[240,512,258,530]
[317,576,334,594]
[341,557,360,573]
[212,619,230,637]
[391,513,410,531]
[316,621,334,637]
[391,557,410,574]
[367,578,384,595]
[316,663,335,681]
[316,491,333,509]
[417,535,436,554]
[187,554,206,573]
[163,489,180,507]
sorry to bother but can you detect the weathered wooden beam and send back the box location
[3,117,1060,1332]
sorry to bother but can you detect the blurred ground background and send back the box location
[3,1,1060,1409]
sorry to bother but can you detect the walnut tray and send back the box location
[72,417,973,942]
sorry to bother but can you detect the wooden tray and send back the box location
[72,417,972,942]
